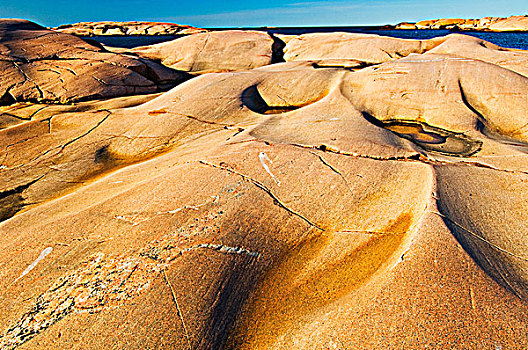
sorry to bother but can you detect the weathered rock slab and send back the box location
[130,30,277,74]
[0,19,189,105]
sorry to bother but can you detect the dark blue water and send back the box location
[81,35,183,48]
[269,27,528,50]
[84,27,528,51]
[357,29,528,50]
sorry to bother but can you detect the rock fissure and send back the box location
[58,110,112,152]
[431,210,528,261]
[199,160,324,230]
[291,142,528,176]
[291,143,423,162]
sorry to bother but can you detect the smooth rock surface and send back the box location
[130,30,277,74]
[0,24,527,350]
[283,32,528,75]
[283,32,437,64]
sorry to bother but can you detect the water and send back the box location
[268,27,528,50]
[84,27,528,51]
[81,35,183,48]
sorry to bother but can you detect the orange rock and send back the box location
[53,21,207,36]
[0,26,528,350]
[130,30,276,74]
[489,15,528,31]
[394,22,417,30]
[0,19,189,104]
[405,15,528,31]
[415,19,436,29]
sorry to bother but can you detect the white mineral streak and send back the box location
[13,247,53,284]
[259,152,280,186]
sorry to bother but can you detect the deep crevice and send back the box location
[0,175,45,222]
[269,34,286,64]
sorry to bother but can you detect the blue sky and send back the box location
[0,0,526,28]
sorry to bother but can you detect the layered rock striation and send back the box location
[0,19,528,350]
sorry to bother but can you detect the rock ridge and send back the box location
[52,21,207,36]
[393,15,528,31]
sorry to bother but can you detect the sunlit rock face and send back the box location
[129,30,278,74]
[0,21,527,350]
[0,19,189,105]
[395,15,528,31]
[52,21,207,36]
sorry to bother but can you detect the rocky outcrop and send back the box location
[282,32,441,64]
[0,19,189,105]
[282,32,528,76]
[0,25,528,350]
[488,15,528,31]
[129,30,277,74]
[53,21,207,36]
[395,15,528,31]
[394,22,417,29]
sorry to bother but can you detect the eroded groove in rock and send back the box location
[311,60,371,70]
[270,34,286,64]
[382,120,482,157]
[358,111,483,157]
[434,164,528,300]
[0,174,45,221]
[228,212,419,349]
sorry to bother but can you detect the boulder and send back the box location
[0,19,189,105]
[130,30,276,74]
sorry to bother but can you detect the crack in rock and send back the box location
[291,143,423,162]
[293,142,528,176]
[199,160,324,230]
[431,210,528,261]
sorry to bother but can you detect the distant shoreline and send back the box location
[52,15,528,36]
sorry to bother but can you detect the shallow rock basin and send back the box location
[382,120,482,156]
